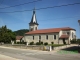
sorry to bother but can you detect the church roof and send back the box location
[29,8,39,25]
[59,34,69,39]
[25,27,76,34]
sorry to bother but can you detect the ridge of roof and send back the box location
[25,27,76,34]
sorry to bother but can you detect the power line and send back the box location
[39,16,80,21]
[0,2,80,13]
[0,0,42,9]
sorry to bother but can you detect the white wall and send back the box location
[69,30,76,40]
[24,33,60,44]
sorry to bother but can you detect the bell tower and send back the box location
[29,8,39,31]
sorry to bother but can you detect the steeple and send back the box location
[29,8,39,31]
[29,8,38,25]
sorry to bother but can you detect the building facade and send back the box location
[24,8,76,44]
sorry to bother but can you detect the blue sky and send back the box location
[0,0,80,38]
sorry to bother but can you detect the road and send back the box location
[0,46,80,60]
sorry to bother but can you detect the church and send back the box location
[23,8,76,44]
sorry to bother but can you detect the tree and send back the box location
[14,29,29,36]
[0,25,16,43]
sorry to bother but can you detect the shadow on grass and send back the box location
[61,46,80,53]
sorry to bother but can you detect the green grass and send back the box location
[58,50,78,54]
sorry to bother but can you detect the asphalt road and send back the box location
[0,46,80,60]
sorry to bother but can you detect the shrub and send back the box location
[70,39,76,44]
[23,42,26,44]
[17,42,20,44]
[36,42,41,45]
[51,42,54,44]
[76,39,80,44]
[29,42,34,45]
[41,42,43,45]
[44,42,48,45]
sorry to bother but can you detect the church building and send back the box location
[23,8,76,44]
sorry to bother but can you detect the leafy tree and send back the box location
[0,25,16,43]
[14,29,29,36]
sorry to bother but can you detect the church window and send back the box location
[35,27,37,30]
[31,28,33,31]
[39,35,41,40]
[72,32,74,38]
[54,35,56,40]
[33,36,34,40]
[46,35,48,40]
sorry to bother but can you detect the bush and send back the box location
[51,42,54,44]
[16,42,26,44]
[23,42,26,44]
[70,39,76,44]
[29,42,34,45]
[36,42,41,45]
[44,42,48,45]
[76,39,80,44]
[14,41,16,44]
[41,42,43,45]
[17,42,20,44]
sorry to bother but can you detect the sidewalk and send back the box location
[0,54,21,60]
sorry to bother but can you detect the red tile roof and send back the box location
[16,36,23,40]
[25,27,76,34]
[59,35,69,39]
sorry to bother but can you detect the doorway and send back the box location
[63,38,66,44]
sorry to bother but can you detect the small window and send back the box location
[33,36,34,40]
[54,35,56,39]
[72,32,74,38]
[67,32,70,35]
[46,35,48,40]
[62,31,66,34]
[31,28,33,31]
[39,35,41,40]
[35,27,37,30]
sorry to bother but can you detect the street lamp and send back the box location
[78,20,80,38]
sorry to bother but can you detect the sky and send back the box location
[0,0,80,38]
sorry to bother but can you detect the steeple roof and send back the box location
[29,8,39,25]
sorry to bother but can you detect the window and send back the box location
[54,35,56,39]
[39,35,41,40]
[31,28,33,31]
[72,32,74,38]
[62,31,66,34]
[46,35,48,40]
[67,32,70,35]
[33,36,34,40]
[35,27,37,30]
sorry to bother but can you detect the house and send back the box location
[23,8,76,44]
[16,36,23,42]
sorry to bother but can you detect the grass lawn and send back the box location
[57,50,79,54]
